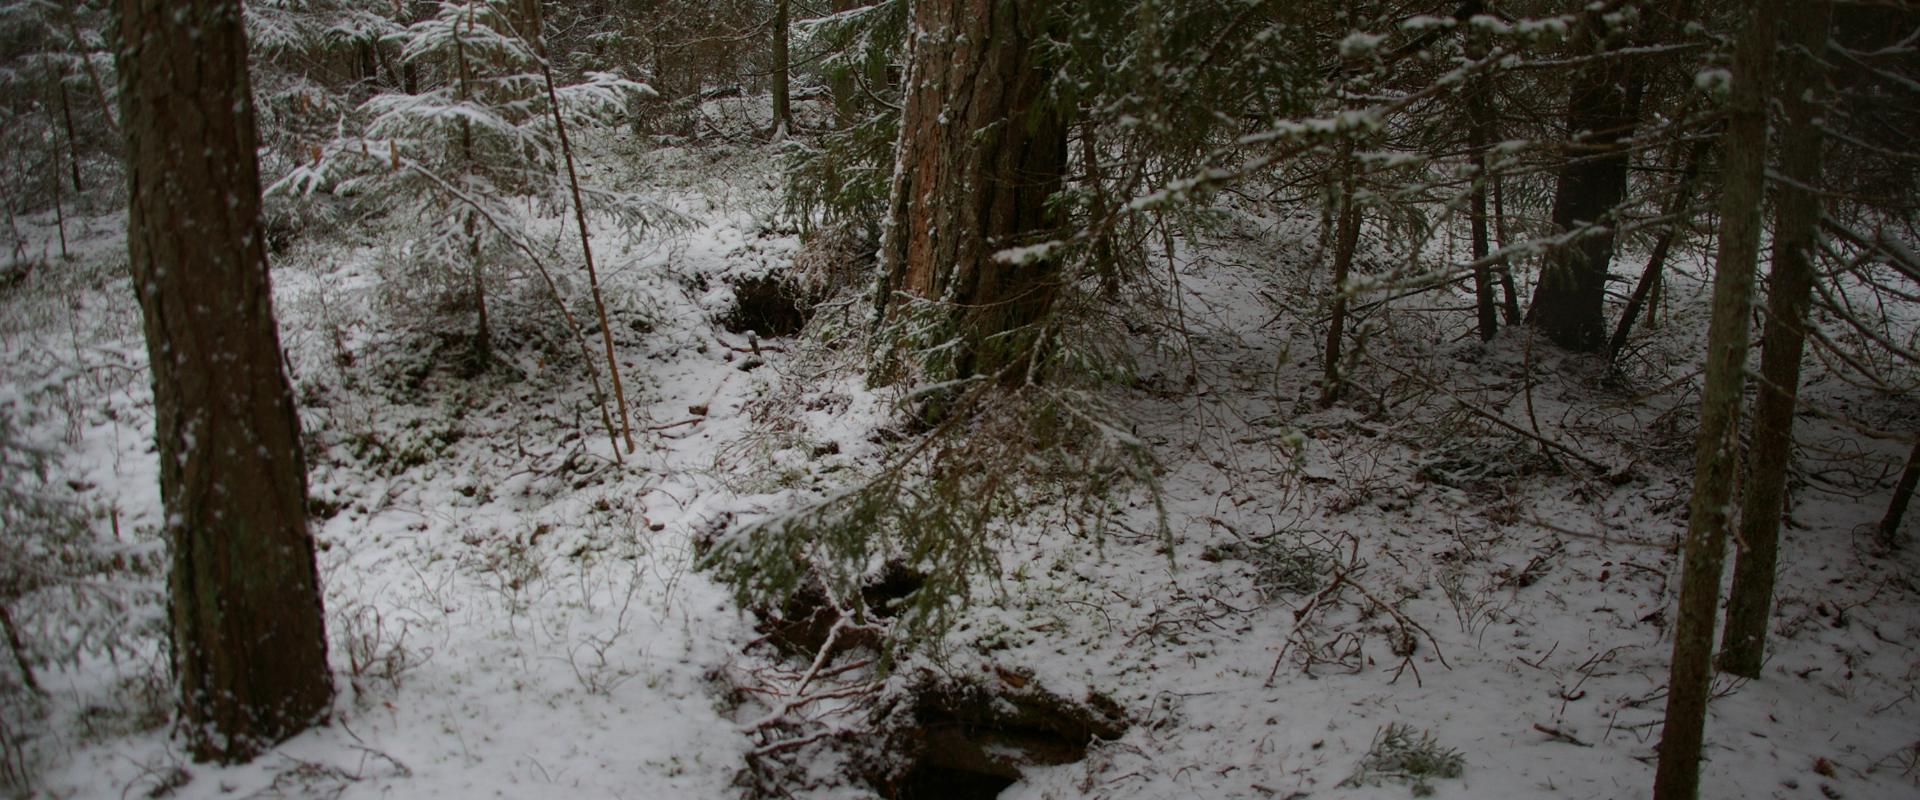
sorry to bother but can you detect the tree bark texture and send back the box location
[1527,19,1643,352]
[116,0,333,763]
[878,0,1068,386]
[1719,0,1833,679]
[1653,3,1785,797]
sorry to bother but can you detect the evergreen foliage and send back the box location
[269,0,661,358]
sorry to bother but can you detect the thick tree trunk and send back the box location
[1720,0,1833,679]
[1527,23,1643,352]
[1653,3,1785,797]
[115,0,333,764]
[878,0,1067,387]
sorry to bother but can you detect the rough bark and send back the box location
[1527,20,1643,352]
[1720,0,1833,679]
[877,0,1068,387]
[1652,3,1785,797]
[116,0,333,764]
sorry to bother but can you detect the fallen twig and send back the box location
[1533,723,1592,747]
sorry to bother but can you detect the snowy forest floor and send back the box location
[3,133,1919,800]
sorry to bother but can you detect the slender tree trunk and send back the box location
[371,38,400,91]
[829,0,859,127]
[531,0,635,456]
[49,154,68,260]
[1720,0,1833,678]
[0,606,38,695]
[60,0,119,135]
[451,2,492,365]
[877,0,1068,389]
[1527,19,1643,352]
[1321,138,1362,408]
[1653,4,1785,797]
[357,41,377,88]
[45,91,69,260]
[1466,47,1499,342]
[57,77,83,193]
[466,215,491,367]
[1493,176,1521,324]
[1083,123,1118,298]
[771,0,791,137]
[1880,440,1920,548]
[115,0,332,763]
[1608,134,1713,362]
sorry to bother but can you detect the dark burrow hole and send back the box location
[721,274,812,337]
[756,561,927,659]
[873,679,1130,800]
[888,766,1013,800]
[741,561,1129,799]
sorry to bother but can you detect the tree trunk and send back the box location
[1527,21,1643,352]
[1494,176,1521,324]
[115,0,333,764]
[530,0,635,456]
[1321,139,1361,407]
[1607,134,1713,362]
[1083,123,1119,298]
[56,77,83,193]
[1653,3,1785,797]
[1880,440,1920,548]
[772,0,791,136]
[827,0,863,127]
[451,2,492,366]
[0,606,38,695]
[1466,44,1499,342]
[1720,0,1833,679]
[877,0,1067,388]
[45,86,69,259]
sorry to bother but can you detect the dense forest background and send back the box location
[1,1,1918,798]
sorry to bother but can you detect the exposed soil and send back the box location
[874,677,1129,800]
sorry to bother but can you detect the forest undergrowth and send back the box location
[0,125,1917,800]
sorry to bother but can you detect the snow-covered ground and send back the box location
[2,136,1917,800]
